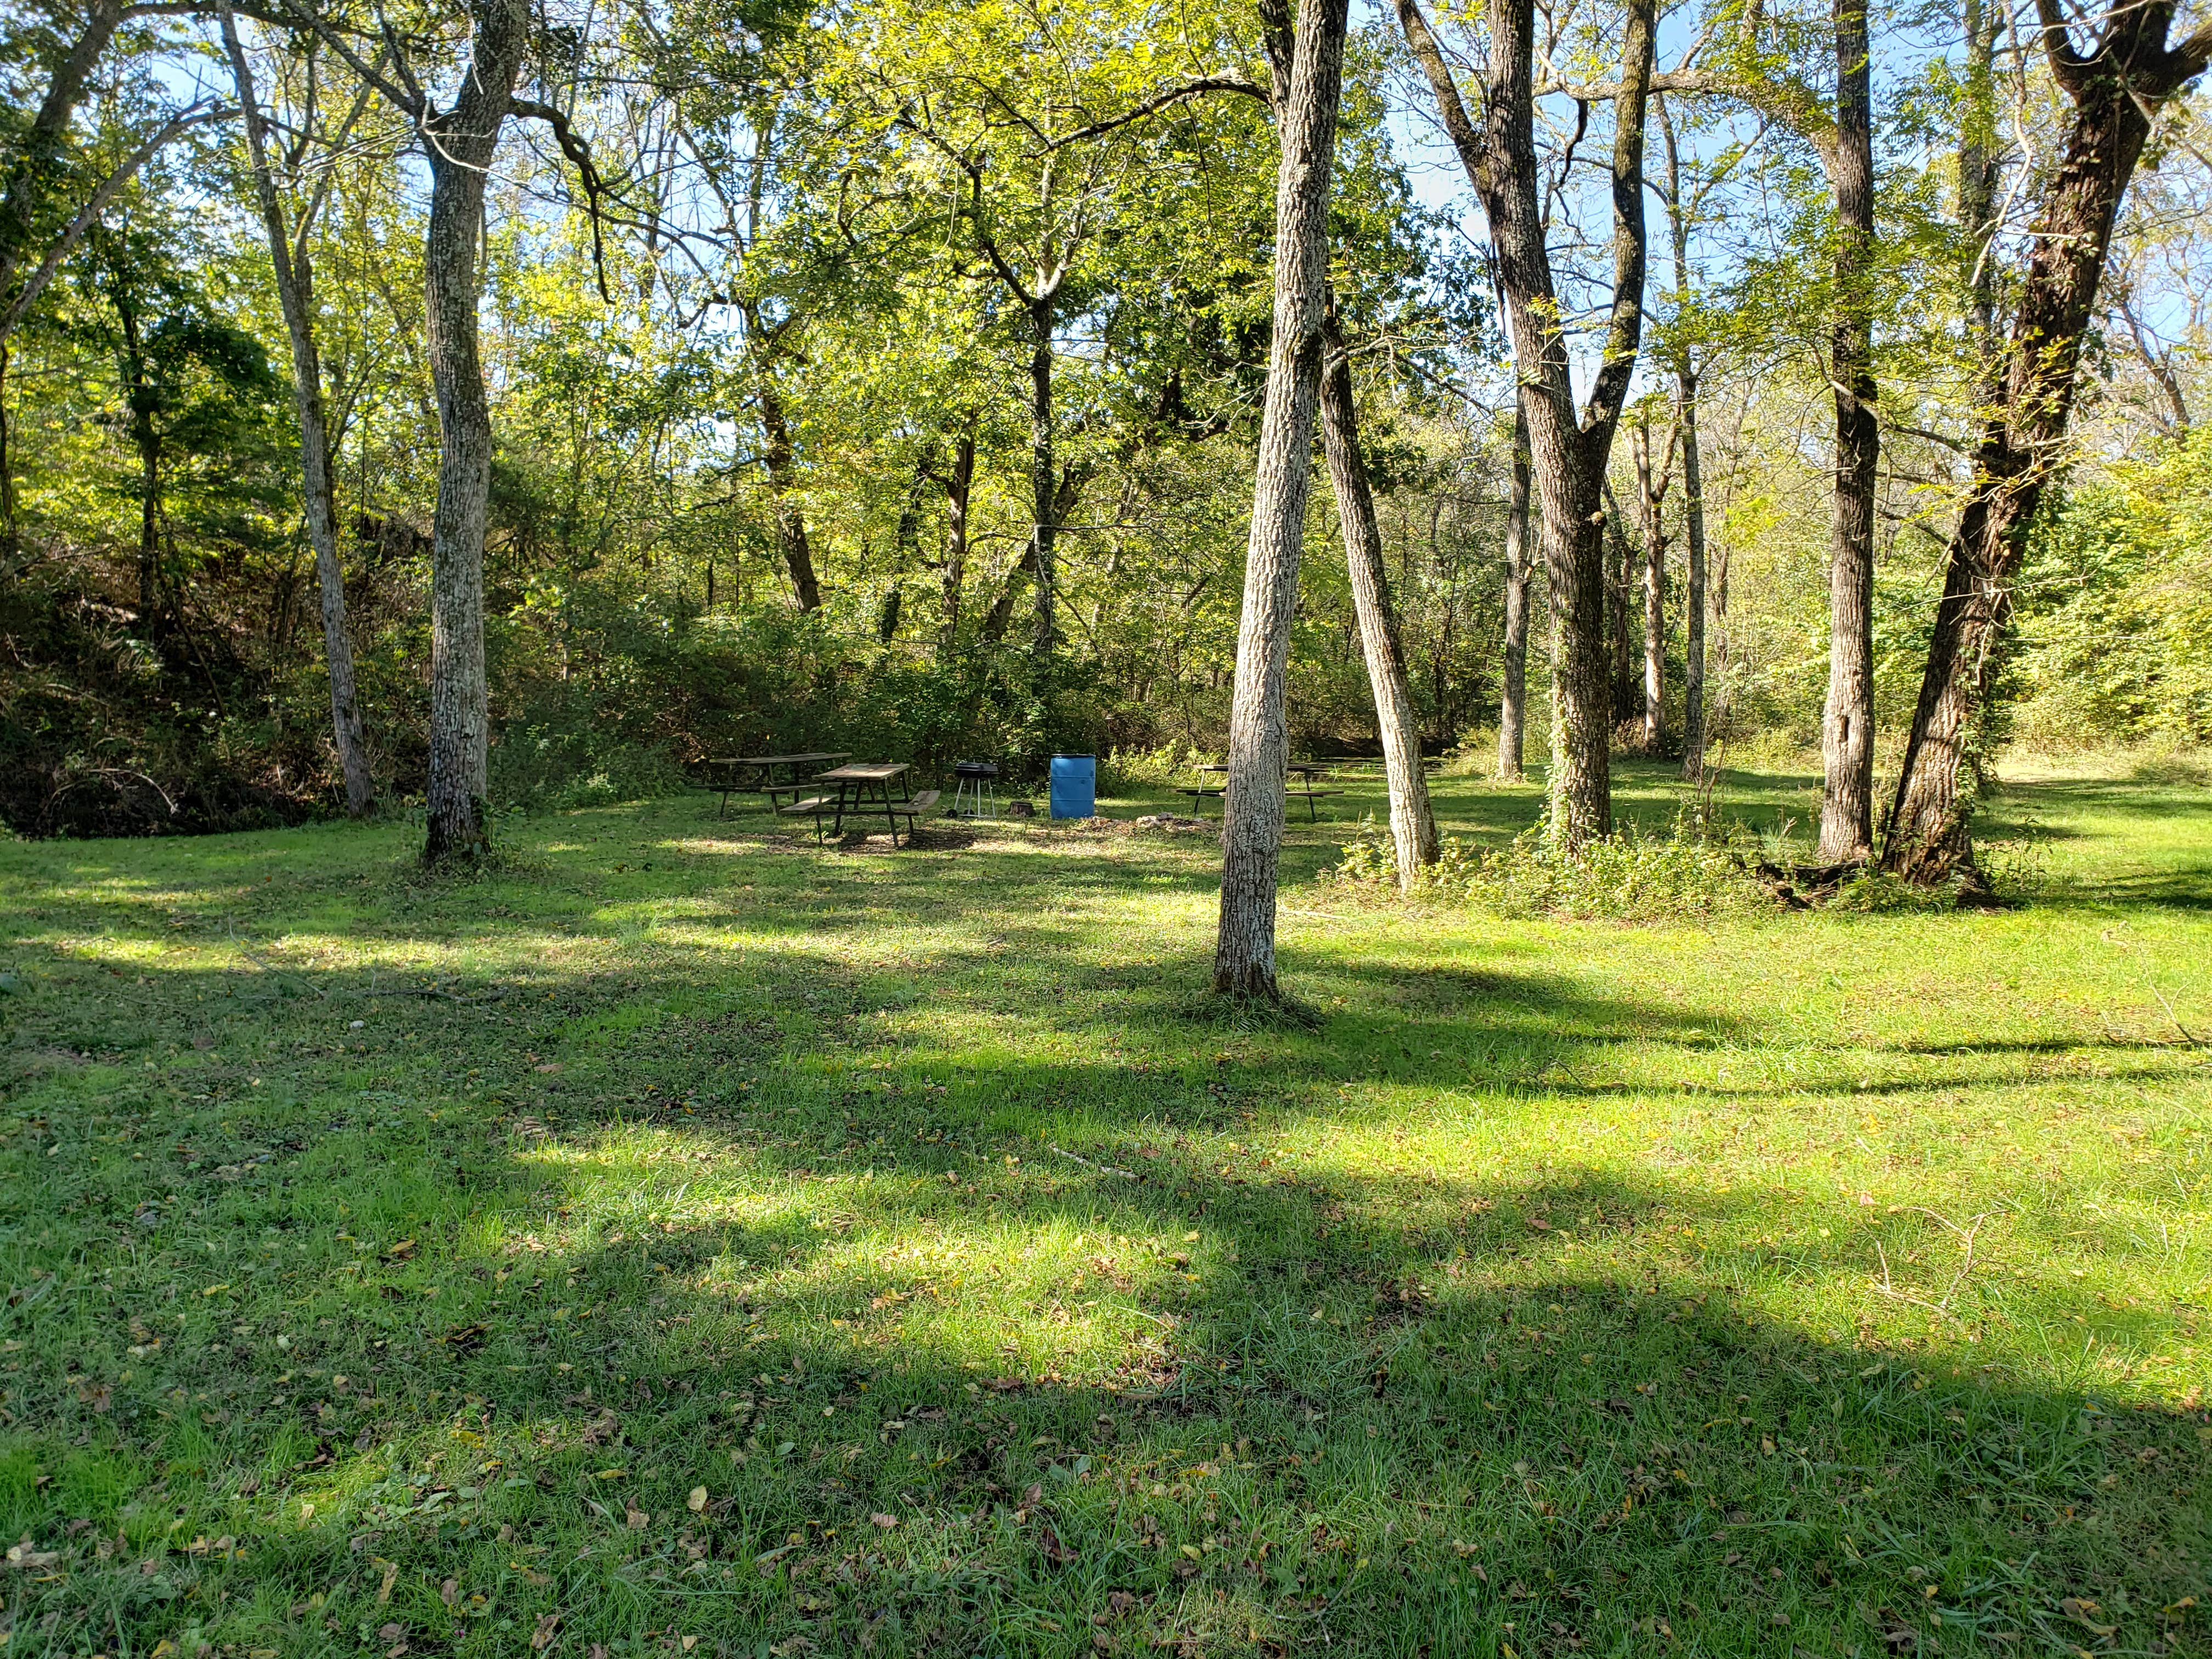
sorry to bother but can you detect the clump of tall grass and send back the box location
[1327,812,1784,920]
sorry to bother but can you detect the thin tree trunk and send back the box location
[1677,366,1708,777]
[1632,410,1671,755]
[115,292,160,617]
[222,9,373,817]
[755,380,820,611]
[1818,0,1880,862]
[1882,1,2209,882]
[1028,299,1058,659]
[1321,314,1438,885]
[1654,100,1711,779]
[1214,0,1351,998]
[421,0,527,862]
[1605,498,1634,725]
[1497,396,1531,779]
[938,424,974,652]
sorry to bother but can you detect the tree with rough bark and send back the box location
[1882,0,2212,883]
[281,0,621,859]
[1321,314,1438,885]
[220,9,374,816]
[1212,0,1350,999]
[1497,397,1532,780]
[1815,0,1880,864]
[1397,0,1656,851]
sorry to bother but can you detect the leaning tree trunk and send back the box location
[1497,397,1532,780]
[421,0,528,862]
[222,9,373,817]
[1214,0,1351,999]
[1817,0,1880,863]
[1320,317,1438,885]
[1881,1,2207,882]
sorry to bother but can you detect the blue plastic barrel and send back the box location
[1049,754,1096,819]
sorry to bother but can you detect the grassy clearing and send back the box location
[1,757,2207,1658]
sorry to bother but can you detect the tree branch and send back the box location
[0,100,234,346]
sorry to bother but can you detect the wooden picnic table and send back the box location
[1198,762,1335,780]
[785,761,935,846]
[693,751,851,816]
[1179,768,1345,822]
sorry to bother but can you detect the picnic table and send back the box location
[781,762,941,847]
[691,752,851,817]
[1183,764,1345,822]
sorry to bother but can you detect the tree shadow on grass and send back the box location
[10,1131,2206,1658]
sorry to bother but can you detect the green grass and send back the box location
[1,755,2207,1658]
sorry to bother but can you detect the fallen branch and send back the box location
[1873,1208,1994,1322]
[1050,1143,1136,1179]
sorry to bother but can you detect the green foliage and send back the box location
[2008,430,2212,748]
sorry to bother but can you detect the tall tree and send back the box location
[1212,0,1351,999]
[1816,0,1880,862]
[220,9,374,816]
[1397,0,1656,851]
[1630,404,1673,755]
[1496,398,1532,779]
[1654,98,1713,780]
[290,0,534,857]
[1321,315,1438,885]
[1882,0,2212,882]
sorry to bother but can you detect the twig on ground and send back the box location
[1051,1143,1136,1179]
[1874,1208,1994,1322]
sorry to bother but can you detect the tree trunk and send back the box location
[114,291,160,617]
[1214,0,1351,999]
[1605,499,1635,725]
[755,380,820,611]
[1817,0,1880,862]
[1677,365,1709,777]
[421,0,527,862]
[1632,411,1670,756]
[1320,315,1438,885]
[1028,298,1057,660]
[1881,3,2207,882]
[1657,105,1712,780]
[1497,396,1531,779]
[222,10,373,817]
[938,424,974,652]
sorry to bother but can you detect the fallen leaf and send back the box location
[531,1612,563,1650]
[440,1577,459,1607]
[870,1512,899,1529]
[625,1504,648,1528]
[688,1486,709,1513]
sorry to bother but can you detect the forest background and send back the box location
[1,0,2208,841]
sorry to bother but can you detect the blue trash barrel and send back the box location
[1049,754,1096,819]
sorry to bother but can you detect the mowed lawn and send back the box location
[1,757,2208,1658]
